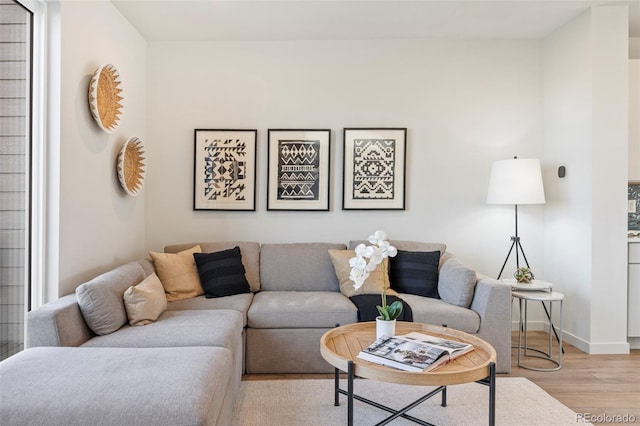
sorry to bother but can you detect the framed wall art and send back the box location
[194,129,257,211]
[267,129,331,211]
[342,128,407,210]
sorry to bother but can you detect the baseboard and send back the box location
[511,322,631,354]
[558,329,590,353]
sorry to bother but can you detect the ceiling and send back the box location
[111,0,640,42]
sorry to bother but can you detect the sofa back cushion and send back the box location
[165,241,261,292]
[260,243,346,291]
[348,240,446,256]
[438,257,477,308]
[76,261,148,335]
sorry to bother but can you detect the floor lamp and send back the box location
[487,157,546,280]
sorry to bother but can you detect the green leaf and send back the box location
[376,305,390,321]
[387,301,403,320]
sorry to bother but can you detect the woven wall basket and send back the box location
[117,137,146,196]
[88,64,123,134]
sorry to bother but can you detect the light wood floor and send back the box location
[505,331,640,424]
[244,332,640,424]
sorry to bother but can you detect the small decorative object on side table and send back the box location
[514,266,534,283]
[501,278,552,292]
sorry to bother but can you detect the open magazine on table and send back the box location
[357,331,474,372]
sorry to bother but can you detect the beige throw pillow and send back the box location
[328,249,396,298]
[149,245,203,301]
[123,273,168,326]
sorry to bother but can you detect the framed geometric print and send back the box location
[194,129,257,211]
[267,129,331,211]
[342,128,407,210]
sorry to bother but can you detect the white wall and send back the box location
[543,6,630,353]
[144,39,545,279]
[630,60,640,181]
[52,0,147,297]
[590,7,629,351]
[631,37,640,60]
[43,2,632,355]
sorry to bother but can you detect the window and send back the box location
[0,0,33,361]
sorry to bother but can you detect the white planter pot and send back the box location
[376,317,396,339]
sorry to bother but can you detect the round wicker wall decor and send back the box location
[117,137,146,196]
[88,64,123,134]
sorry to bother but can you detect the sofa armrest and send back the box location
[27,294,93,348]
[469,274,512,373]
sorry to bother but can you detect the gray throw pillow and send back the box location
[437,257,477,308]
[76,261,147,335]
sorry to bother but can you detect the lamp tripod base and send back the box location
[497,236,530,280]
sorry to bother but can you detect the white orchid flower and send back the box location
[349,255,367,270]
[350,230,397,292]
[350,267,369,290]
[349,230,403,320]
[368,246,384,267]
[368,230,388,246]
[354,243,368,257]
[385,244,398,258]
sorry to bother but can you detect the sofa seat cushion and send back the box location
[165,293,253,326]
[400,293,481,333]
[248,291,357,328]
[0,346,232,426]
[81,309,243,351]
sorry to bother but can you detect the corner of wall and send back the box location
[630,37,640,59]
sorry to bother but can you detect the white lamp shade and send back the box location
[486,158,546,205]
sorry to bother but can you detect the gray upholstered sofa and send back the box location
[0,240,511,425]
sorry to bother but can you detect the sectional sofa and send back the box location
[0,240,511,425]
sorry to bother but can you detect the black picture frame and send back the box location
[267,129,331,211]
[342,128,407,210]
[193,129,257,211]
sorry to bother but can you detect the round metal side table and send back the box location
[512,290,564,371]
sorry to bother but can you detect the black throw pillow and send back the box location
[389,250,441,298]
[349,294,414,322]
[193,246,250,298]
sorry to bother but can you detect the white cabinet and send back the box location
[629,242,640,337]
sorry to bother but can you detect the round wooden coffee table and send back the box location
[320,322,497,426]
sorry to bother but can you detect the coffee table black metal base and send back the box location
[333,361,496,426]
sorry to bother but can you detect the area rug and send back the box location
[232,377,589,425]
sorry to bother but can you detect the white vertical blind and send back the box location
[0,0,30,361]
